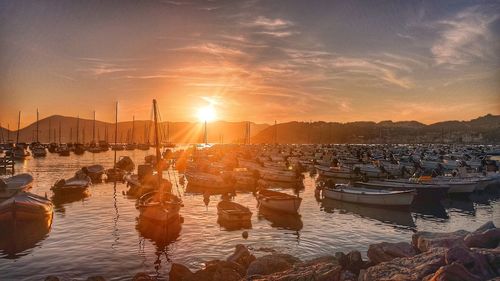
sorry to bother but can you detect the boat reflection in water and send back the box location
[51,190,91,213]
[442,198,476,216]
[0,215,52,259]
[411,202,449,222]
[136,214,183,274]
[321,198,416,229]
[258,205,303,231]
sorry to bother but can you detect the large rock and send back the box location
[412,230,469,252]
[474,221,496,233]
[465,228,500,249]
[246,257,342,281]
[473,247,500,275]
[45,277,60,281]
[246,254,301,276]
[346,250,363,274]
[445,246,496,279]
[359,247,447,281]
[185,260,245,281]
[169,263,193,281]
[428,262,483,281]
[367,242,417,264]
[226,244,256,269]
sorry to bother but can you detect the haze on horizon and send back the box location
[1,0,499,128]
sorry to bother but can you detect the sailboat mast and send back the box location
[58,121,61,144]
[76,116,80,143]
[48,120,51,143]
[36,109,39,142]
[16,111,21,144]
[153,99,162,184]
[132,116,135,144]
[114,102,118,166]
[93,110,96,143]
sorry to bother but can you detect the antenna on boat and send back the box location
[16,111,21,144]
[36,108,39,143]
[114,102,118,167]
[152,99,163,201]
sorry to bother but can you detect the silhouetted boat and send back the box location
[52,173,91,195]
[82,164,105,183]
[0,173,33,199]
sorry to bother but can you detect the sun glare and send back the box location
[197,106,216,122]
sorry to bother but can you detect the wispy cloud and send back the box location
[431,6,499,65]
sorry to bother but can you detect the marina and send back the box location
[0,141,499,280]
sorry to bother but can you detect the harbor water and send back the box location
[1,150,499,280]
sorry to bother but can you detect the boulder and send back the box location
[475,221,496,233]
[226,244,256,269]
[346,250,363,274]
[465,228,500,249]
[367,242,417,264]
[412,230,469,252]
[169,263,193,281]
[185,260,245,281]
[246,254,301,276]
[45,277,60,281]
[472,247,500,275]
[445,245,496,279]
[86,277,106,281]
[132,272,154,281]
[246,258,342,281]
[428,262,483,281]
[359,247,447,281]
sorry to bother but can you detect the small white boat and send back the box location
[0,174,33,199]
[52,173,91,194]
[217,201,252,222]
[257,189,302,213]
[322,184,415,207]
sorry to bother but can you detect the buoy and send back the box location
[242,231,248,239]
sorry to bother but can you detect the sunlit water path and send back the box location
[1,150,499,280]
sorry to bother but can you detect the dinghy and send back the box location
[322,184,416,207]
[52,172,91,195]
[0,192,54,222]
[0,174,33,199]
[82,164,105,183]
[217,200,252,222]
[257,189,302,213]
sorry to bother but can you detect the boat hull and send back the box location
[323,187,415,207]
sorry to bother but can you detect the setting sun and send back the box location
[197,106,216,122]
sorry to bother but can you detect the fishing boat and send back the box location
[52,172,91,194]
[105,168,126,182]
[31,144,47,157]
[11,146,31,160]
[0,173,33,199]
[217,200,252,222]
[257,189,302,213]
[0,217,52,259]
[355,180,449,199]
[115,156,135,172]
[185,172,233,190]
[0,192,54,222]
[57,144,70,156]
[322,184,416,207]
[82,164,105,183]
[135,99,183,224]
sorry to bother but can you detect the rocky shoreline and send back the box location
[45,221,500,281]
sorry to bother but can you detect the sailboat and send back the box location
[136,100,182,223]
[106,102,127,182]
[11,111,31,160]
[31,109,47,157]
[74,115,85,155]
[88,111,101,153]
[126,116,136,150]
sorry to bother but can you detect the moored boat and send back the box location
[0,192,54,222]
[0,173,33,199]
[257,189,302,213]
[217,200,252,222]
[322,184,416,207]
[52,173,91,195]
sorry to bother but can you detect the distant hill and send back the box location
[251,114,500,144]
[0,115,269,144]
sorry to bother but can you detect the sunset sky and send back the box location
[1,0,499,128]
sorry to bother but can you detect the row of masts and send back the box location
[0,109,262,145]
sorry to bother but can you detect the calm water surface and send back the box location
[1,150,499,280]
